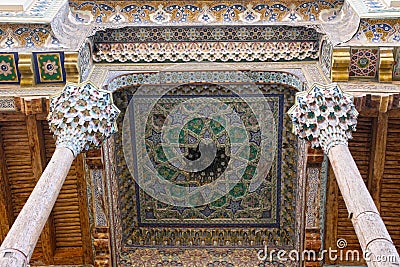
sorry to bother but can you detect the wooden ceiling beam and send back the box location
[353,94,400,117]
[14,96,49,116]
[0,124,14,241]
[25,115,56,264]
[75,154,94,265]
[367,111,388,211]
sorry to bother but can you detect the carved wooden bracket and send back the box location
[14,96,49,115]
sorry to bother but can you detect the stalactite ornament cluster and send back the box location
[48,81,120,156]
[288,83,359,153]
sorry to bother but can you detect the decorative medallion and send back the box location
[33,52,65,83]
[0,52,19,84]
[349,48,379,78]
[110,70,303,258]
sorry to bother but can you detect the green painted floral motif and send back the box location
[210,196,227,208]
[229,182,247,198]
[35,52,64,83]
[187,118,205,135]
[0,53,18,83]
[243,165,257,180]
[157,166,176,181]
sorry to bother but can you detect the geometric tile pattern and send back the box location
[133,94,282,228]
[0,97,15,110]
[305,166,321,228]
[93,26,321,43]
[0,52,19,84]
[361,0,400,13]
[106,71,305,92]
[92,169,107,227]
[0,0,64,20]
[93,26,321,63]
[94,41,320,63]
[349,48,379,78]
[119,248,297,266]
[112,79,302,259]
[33,51,65,83]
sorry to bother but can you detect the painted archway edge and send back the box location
[106,70,305,93]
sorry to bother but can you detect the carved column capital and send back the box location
[48,82,120,157]
[288,83,358,153]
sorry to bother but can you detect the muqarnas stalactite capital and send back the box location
[288,83,358,153]
[48,81,120,157]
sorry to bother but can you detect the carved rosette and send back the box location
[48,82,120,157]
[288,83,358,153]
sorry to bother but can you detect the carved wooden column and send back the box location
[289,83,400,267]
[0,82,120,267]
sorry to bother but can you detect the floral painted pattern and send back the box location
[0,53,19,83]
[33,52,65,83]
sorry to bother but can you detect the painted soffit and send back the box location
[0,0,347,51]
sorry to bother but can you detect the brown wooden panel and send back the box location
[0,120,44,261]
[26,115,56,264]
[0,124,14,241]
[381,118,400,251]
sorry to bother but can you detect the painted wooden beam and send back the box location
[368,112,388,211]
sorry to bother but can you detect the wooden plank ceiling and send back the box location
[0,111,93,265]
[325,94,400,266]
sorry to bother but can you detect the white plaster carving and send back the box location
[288,83,359,153]
[48,81,120,157]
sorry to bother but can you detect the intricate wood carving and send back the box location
[14,96,49,116]
[93,227,111,267]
